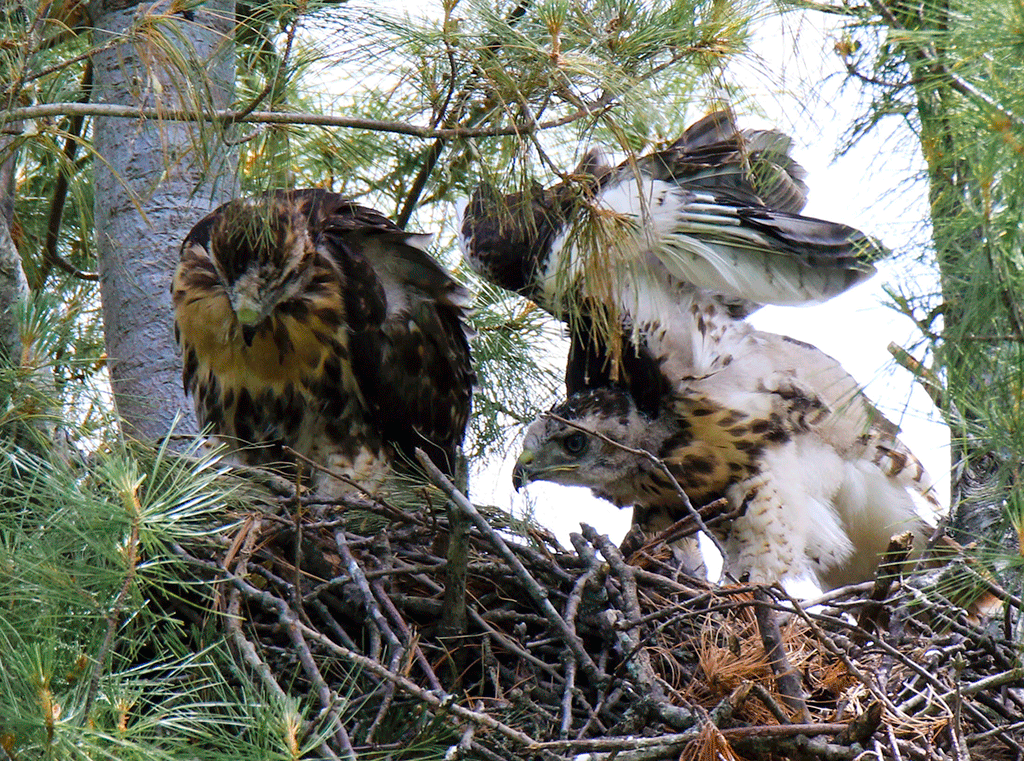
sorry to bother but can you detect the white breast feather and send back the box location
[727,437,852,586]
[723,430,928,589]
[824,458,924,589]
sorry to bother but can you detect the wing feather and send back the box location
[461,110,883,317]
[317,214,475,476]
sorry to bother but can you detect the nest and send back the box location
[164,459,1024,761]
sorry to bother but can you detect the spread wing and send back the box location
[459,110,886,317]
[173,188,474,482]
[459,110,887,415]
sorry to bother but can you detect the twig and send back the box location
[439,491,470,676]
[753,588,810,723]
[582,525,694,730]
[415,449,607,688]
[888,342,943,411]
[307,598,361,652]
[747,681,794,725]
[220,521,291,704]
[279,606,355,759]
[855,531,915,635]
[230,14,299,123]
[560,550,599,738]
[730,732,861,760]
[534,721,850,753]
[227,570,545,752]
[334,529,400,643]
[372,580,444,692]
[37,61,97,289]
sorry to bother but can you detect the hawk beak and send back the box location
[512,450,534,492]
[234,303,262,346]
[241,323,258,346]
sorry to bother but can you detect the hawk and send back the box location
[458,110,887,415]
[172,188,474,495]
[511,336,937,590]
[460,111,935,586]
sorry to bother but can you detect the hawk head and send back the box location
[207,197,318,345]
[513,388,673,506]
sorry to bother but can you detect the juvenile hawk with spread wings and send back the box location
[460,111,935,586]
[173,189,474,495]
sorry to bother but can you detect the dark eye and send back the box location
[563,431,588,455]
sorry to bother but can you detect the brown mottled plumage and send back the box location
[513,332,939,590]
[172,189,474,494]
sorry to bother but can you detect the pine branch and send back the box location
[1,98,618,139]
[864,0,1024,130]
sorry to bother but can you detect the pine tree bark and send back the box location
[90,0,237,442]
[0,214,28,367]
[0,119,26,363]
[894,0,1013,553]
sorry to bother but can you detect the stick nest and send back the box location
[164,466,1024,761]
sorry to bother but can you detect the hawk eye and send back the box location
[563,431,588,455]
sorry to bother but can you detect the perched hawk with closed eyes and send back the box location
[461,110,938,586]
[172,188,474,496]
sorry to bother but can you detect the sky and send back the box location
[468,7,952,571]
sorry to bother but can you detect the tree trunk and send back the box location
[0,214,28,367]
[890,0,1018,557]
[0,112,27,362]
[90,0,237,442]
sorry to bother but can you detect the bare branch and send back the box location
[2,97,618,140]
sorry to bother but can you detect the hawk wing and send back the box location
[460,110,887,411]
[459,110,885,315]
[173,189,473,486]
[313,196,475,476]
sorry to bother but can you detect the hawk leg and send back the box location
[726,470,801,585]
